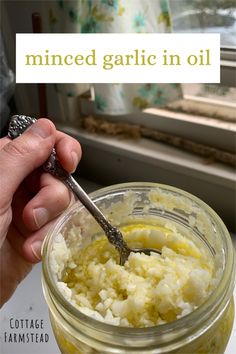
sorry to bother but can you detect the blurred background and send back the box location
[0,0,235,231]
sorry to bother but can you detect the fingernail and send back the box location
[29,120,51,138]
[31,241,42,260]
[71,151,79,173]
[33,207,49,228]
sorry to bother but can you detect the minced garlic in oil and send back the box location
[51,223,215,328]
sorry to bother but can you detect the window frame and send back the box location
[181,47,236,105]
[220,48,236,87]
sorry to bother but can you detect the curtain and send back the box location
[46,0,182,115]
[0,32,14,134]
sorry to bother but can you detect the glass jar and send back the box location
[42,182,235,354]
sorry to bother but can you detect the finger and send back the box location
[22,217,60,263]
[10,168,47,239]
[22,173,74,231]
[1,130,82,174]
[0,137,11,150]
[7,212,58,264]
[55,131,82,173]
[6,223,28,257]
[23,168,42,195]
[11,182,33,239]
[0,119,56,208]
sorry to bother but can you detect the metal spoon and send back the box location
[8,115,161,265]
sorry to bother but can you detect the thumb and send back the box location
[0,119,56,207]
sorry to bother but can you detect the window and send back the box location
[168,0,236,120]
[167,83,236,123]
[169,0,236,47]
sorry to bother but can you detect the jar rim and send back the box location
[42,182,235,340]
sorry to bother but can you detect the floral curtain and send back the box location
[46,0,182,115]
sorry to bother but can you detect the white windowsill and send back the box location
[80,98,236,154]
[59,125,235,189]
[144,107,236,129]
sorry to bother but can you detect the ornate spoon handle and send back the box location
[8,115,130,263]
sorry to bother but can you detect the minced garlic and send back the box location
[50,223,215,328]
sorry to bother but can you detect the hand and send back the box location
[0,119,81,307]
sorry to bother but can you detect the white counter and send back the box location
[0,178,235,354]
